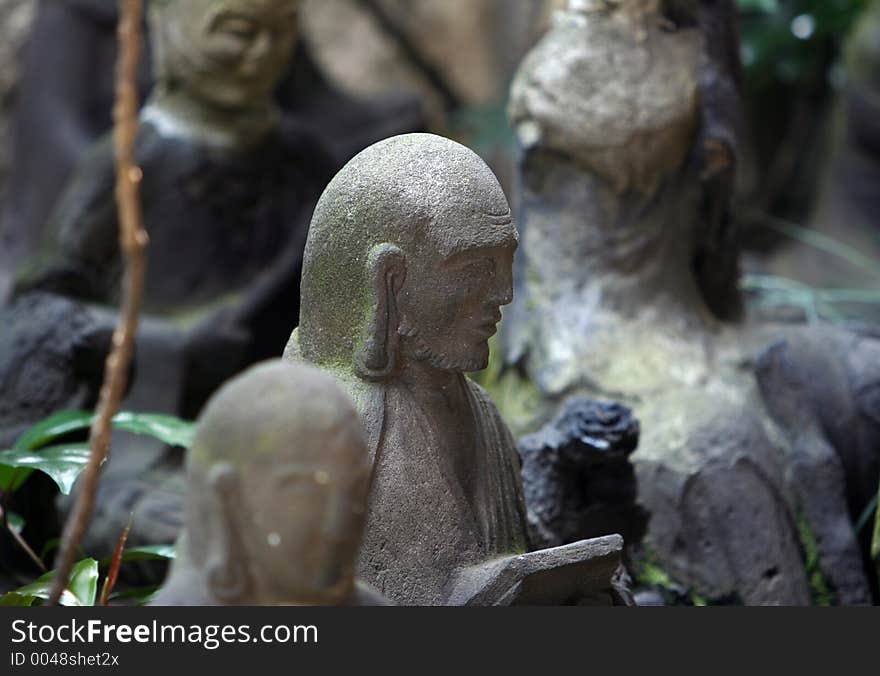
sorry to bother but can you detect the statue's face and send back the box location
[241,442,369,602]
[158,0,298,109]
[397,211,517,372]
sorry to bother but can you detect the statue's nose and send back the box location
[494,263,514,306]
[489,275,513,307]
[243,32,273,72]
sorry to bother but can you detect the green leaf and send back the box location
[6,511,25,534]
[737,0,780,14]
[11,558,99,607]
[0,592,39,607]
[108,586,160,606]
[872,484,880,565]
[111,413,195,448]
[0,444,91,495]
[13,410,93,451]
[13,410,194,453]
[0,465,31,494]
[101,544,176,568]
[855,493,878,534]
[0,410,193,497]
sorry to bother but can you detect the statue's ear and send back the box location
[355,243,406,381]
[204,464,254,604]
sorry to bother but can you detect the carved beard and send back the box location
[398,320,488,373]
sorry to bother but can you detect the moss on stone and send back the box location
[471,333,546,437]
[632,547,722,606]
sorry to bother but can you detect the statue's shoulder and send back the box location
[284,328,383,437]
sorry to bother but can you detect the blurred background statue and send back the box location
[0,0,424,301]
[491,0,879,605]
[155,360,389,606]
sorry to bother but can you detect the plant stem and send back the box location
[0,504,46,573]
[47,0,148,606]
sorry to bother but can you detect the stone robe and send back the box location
[345,373,529,605]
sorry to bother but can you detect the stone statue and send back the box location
[19,0,331,318]
[154,360,389,606]
[5,0,335,560]
[286,133,629,606]
[0,0,423,301]
[494,0,879,604]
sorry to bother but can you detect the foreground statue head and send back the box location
[154,360,386,605]
[298,132,517,379]
[288,134,627,606]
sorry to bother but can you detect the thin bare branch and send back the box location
[47,0,148,606]
[0,504,47,573]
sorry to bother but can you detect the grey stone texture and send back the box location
[518,397,646,549]
[287,132,627,605]
[495,0,879,604]
[154,360,390,606]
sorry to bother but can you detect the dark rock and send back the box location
[0,292,110,448]
[518,397,647,549]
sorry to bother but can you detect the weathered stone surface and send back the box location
[288,132,626,605]
[753,325,880,604]
[0,292,109,448]
[0,291,108,586]
[495,0,878,604]
[447,534,625,606]
[0,0,34,197]
[6,0,333,560]
[0,0,423,301]
[518,397,646,549]
[155,360,389,606]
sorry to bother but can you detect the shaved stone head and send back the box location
[298,133,517,378]
[185,359,372,604]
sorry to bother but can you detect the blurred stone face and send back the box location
[156,0,299,109]
[240,436,371,601]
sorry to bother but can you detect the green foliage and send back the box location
[0,409,187,605]
[742,212,880,322]
[6,511,25,534]
[99,544,176,568]
[872,482,880,584]
[738,0,868,90]
[0,444,91,496]
[632,549,718,606]
[855,493,878,535]
[0,410,195,496]
[795,509,835,606]
[2,559,99,607]
[0,545,176,607]
[470,333,544,437]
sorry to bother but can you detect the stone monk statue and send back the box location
[6,0,336,558]
[154,360,389,606]
[285,133,627,606]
